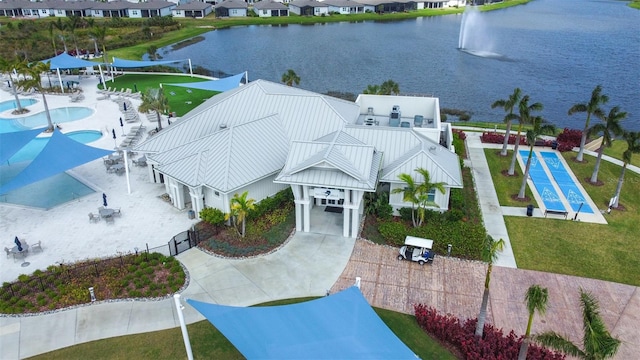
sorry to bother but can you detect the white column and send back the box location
[148,163,156,183]
[343,189,351,238]
[189,186,203,219]
[173,294,194,360]
[350,190,364,238]
[57,68,64,93]
[302,186,310,233]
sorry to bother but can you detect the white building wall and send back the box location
[128,9,143,18]
[232,175,288,205]
[388,182,450,215]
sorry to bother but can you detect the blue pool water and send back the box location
[7,130,103,163]
[0,98,37,112]
[520,150,566,212]
[0,107,93,133]
[539,152,593,214]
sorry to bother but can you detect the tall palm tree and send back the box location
[588,106,626,184]
[518,284,549,360]
[89,25,109,74]
[138,88,170,131]
[48,22,58,56]
[612,131,640,208]
[52,18,67,53]
[535,289,620,360]
[391,173,420,227]
[518,116,556,198]
[492,88,522,156]
[380,79,400,95]
[475,235,505,337]
[508,95,544,176]
[225,191,256,238]
[414,168,446,227]
[281,69,300,87]
[20,61,54,131]
[569,85,609,162]
[0,56,28,114]
[66,15,82,56]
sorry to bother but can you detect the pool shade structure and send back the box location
[164,72,247,93]
[0,129,112,195]
[111,57,193,76]
[187,286,417,359]
[0,127,46,164]
[42,53,106,93]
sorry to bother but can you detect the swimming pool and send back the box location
[520,150,566,212]
[0,107,93,133]
[539,152,593,214]
[7,130,103,163]
[0,98,37,112]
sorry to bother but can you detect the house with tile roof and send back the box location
[134,80,462,238]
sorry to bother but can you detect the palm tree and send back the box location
[569,85,609,162]
[225,192,256,238]
[20,61,54,131]
[147,45,158,61]
[518,116,556,198]
[66,15,82,56]
[414,168,446,227]
[363,84,381,94]
[48,22,58,56]
[492,88,522,156]
[518,284,549,360]
[380,79,400,95]
[0,55,28,114]
[611,131,640,208]
[52,18,67,53]
[391,173,420,227]
[89,25,109,74]
[535,289,620,360]
[588,106,626,184]
[138,88,170,131]
[475,235,505,337]
[508,95,544,176]
[281,69,300,87]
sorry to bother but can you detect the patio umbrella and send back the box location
[123,102,127,111]
[112,128,117,148]
[103,193,108,207]
[119,117,124,135]
[14,236,22,251]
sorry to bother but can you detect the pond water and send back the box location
[161,0,640,130]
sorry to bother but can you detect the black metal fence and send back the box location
[168,229,201,256]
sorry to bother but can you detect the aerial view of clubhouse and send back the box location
[135,80,462,238]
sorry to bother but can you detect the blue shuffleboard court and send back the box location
[540,151,593,214]
[519,150,566,211]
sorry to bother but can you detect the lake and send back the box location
[160,0,640,130]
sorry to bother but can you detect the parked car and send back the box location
[397,236,435,265]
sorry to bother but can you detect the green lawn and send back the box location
[101,74,218,116]
[484,149,534,207]
[603,139,640,168]
[28,298,455,360]
[506,151,640,286]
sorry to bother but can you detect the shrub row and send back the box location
[555,128,582,152]
[480,132,527,145]
[414,304,565,360]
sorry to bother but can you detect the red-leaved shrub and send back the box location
[453,129,467,140]
[555,128,582,152]
[480,132,527,145]
[414,304,565,360]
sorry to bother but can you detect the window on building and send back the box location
[427,189,436,203]
[214,191,220,196]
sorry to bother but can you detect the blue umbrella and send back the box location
[103,193,108,207]
[14,236,22,252]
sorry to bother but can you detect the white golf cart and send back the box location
[397,236,435,265]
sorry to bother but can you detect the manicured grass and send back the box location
[506,152,640,286]
[101,74,218,116]
[603,139,640,168]
[28,299,455,360]
[484,149,534,207]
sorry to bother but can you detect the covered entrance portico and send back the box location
[275,134,382,239]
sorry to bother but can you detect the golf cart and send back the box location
[398,236,435,265]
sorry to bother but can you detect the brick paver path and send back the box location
[331,239,639,359]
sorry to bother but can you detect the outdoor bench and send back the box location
[544,209,568,219]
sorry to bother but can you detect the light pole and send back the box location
[173,294,194,360]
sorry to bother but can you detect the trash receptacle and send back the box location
[188,210,195,219]
[551,141,558,150]
[526,204,534,217]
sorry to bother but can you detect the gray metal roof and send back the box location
[323,0,360,7]
[174,2,212,10]
[288,0,328,7]
[128,0,175,10]
[253,0,288,10]
[215,0,248,9]
[135,80,360,154]
[153,114,289,192]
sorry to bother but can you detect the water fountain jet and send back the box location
[458,7,505,59]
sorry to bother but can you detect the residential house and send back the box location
[253,0,289,17]
[172,1,213,18]
[288,0,329,16]
[214,0,247,17]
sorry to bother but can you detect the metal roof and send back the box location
[253,1,289,10]
[215,0,248,9]
[153,114,289,192]
[380,143,462,187]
